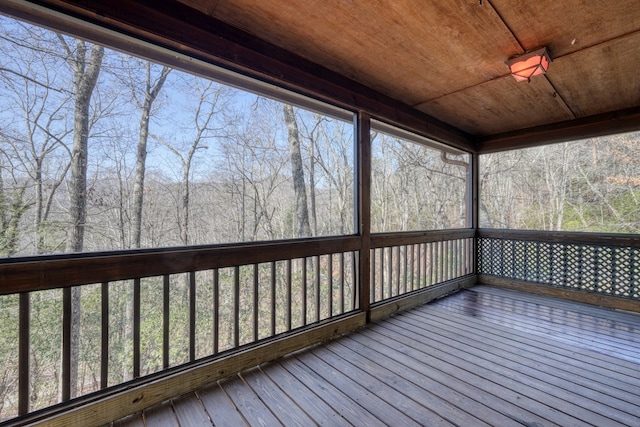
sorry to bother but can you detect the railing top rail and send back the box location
[478,228,640,248]
[371,228,474,248]
[0,236,360,295]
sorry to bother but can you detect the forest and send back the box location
[480,132,640,233]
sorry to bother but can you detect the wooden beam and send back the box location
[477,228,640,247]
[19,313,367,427]
[370,229,474,249]
[478,275,640,313]
[478,106,640,153]
[0,236,360,295]
[1,0,474,152]
[369,276,476,323]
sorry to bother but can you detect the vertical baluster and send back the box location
[62,288,71,401]
[443,241,448,281]
[370,248,376,302]
[189,271,196,361]
[234,266,240,348]
[439,241,444,283]
[286,259,292,331]
[440,241,445,282]
[19,292,29,415]
[453,240,458,278]
[387,247,393,299]
[163,275,170,367]
[315,255,321,322]
[253,264,259,342]
[213,269,219,354]
[423,244,427,286]
[270,262,276,337]
[409,244,414,292]
[448,240,453,280]
[101,282,109,389]
[340,252,345,314]
[416,244,422,290]
[463,238,468,275]
[456,239,461,277]
[379,248,384,302]
[403,245,408,294]
[352,252,358,310]
[396,246,401,296]
[448,240,453,279]
[468,238,473,275]
[133,278,141,378]
[302,258,307,325]
[328,254,334,318]
[430,242,435,285]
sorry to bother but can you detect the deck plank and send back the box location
[346,330,573,427]
[458,287,640,345]
[261,362,347,426]
[434,291,640,370]
[280,356,383,426]
[296,350,422,426]
[383,312,639,425]
[312,344,455,427]
[143,403,180,427]
[197,381,248,426]
[220,372,282,426]
[114,286,640,427]
[326,339,513,427]
[171,393,211,426]
[240,367,315,426]
[408,304,640,402]
[377,317,633,427]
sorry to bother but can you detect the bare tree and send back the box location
[154,79,224,245]
[57,36,104,398]
[59,38,104,253]
[129,62,171,248]
[283,104,311,237]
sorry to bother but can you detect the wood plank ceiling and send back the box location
[178,0,640,139]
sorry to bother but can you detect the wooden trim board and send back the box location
[369,276,476,323]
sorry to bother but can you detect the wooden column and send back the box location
[471,153,480,274]
[18,292,30,415]
[356,112,371,319]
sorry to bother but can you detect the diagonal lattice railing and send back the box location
[478,229,640,300]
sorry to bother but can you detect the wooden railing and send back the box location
[478,229,640,304]
[370,229,475,304]
[0,236,361,423]
[0,229,476,425]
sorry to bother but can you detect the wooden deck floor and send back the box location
[114,286,640,426]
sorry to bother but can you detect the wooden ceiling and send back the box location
[176,0,640,142]
[4,0,640,152]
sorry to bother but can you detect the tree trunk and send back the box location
[283,104,311,238]
[63,40,104,399]
[132,64,170,248]
[66,42,103,253]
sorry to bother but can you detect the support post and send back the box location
[356,111,371,319]
[471,152,480,274]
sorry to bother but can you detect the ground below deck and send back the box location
[114,285,640,426]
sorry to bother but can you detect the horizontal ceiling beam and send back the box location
[477,105,640,153]
[3,0,475,152]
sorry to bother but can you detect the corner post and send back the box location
[356,111,371,319]
[471,152,480,275]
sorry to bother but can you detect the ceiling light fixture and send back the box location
[505,47,552,82]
